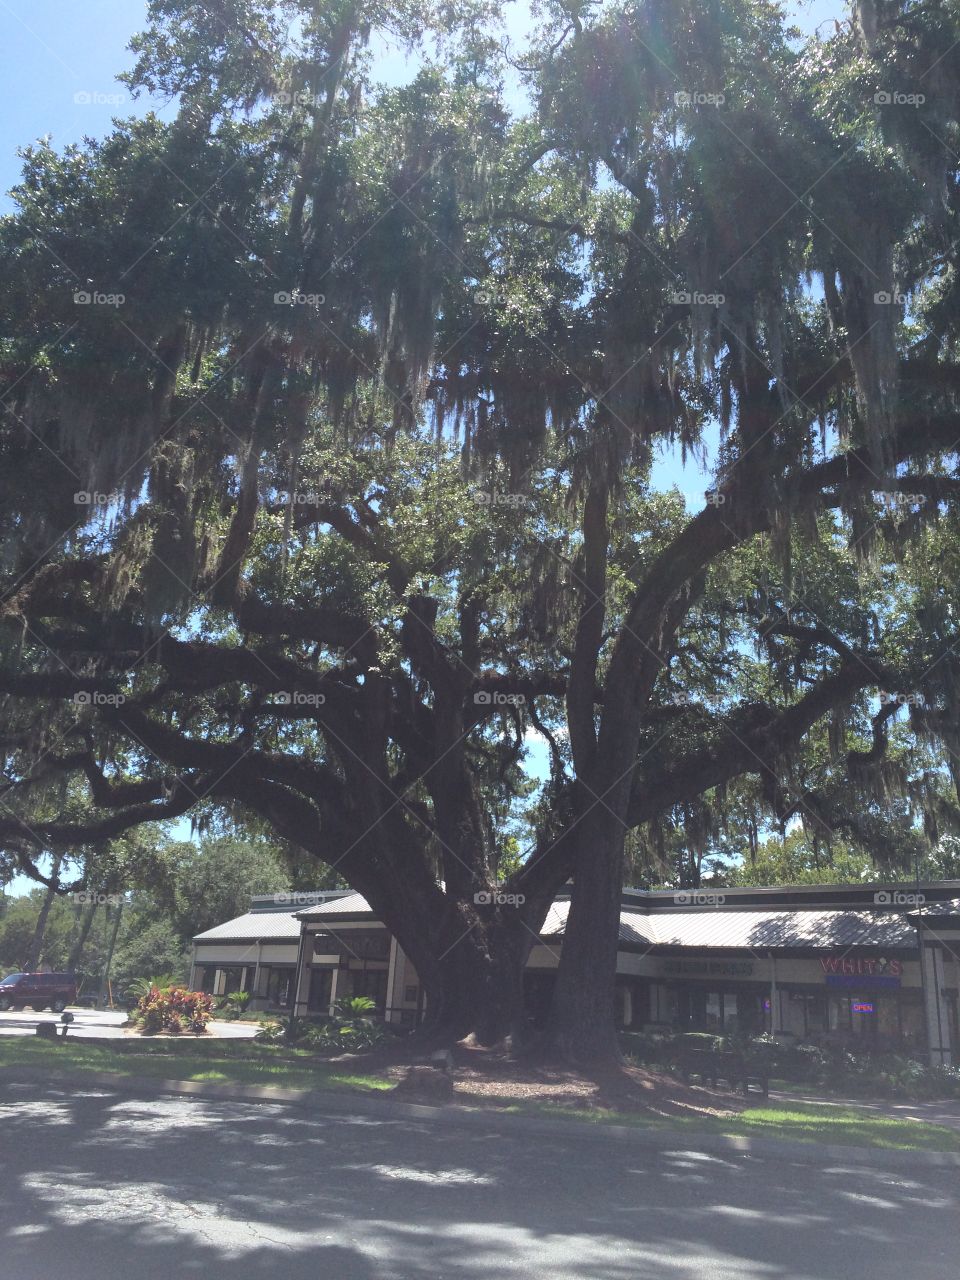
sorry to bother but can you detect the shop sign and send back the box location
[820,956,902,988]
[662,959,754,977]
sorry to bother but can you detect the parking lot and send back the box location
[0,1008,257,1039]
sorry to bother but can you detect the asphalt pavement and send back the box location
[0,1007,257,1038]
[0,1080,956,1280]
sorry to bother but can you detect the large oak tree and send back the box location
[2,0,960,1057]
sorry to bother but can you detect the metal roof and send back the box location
[197,889,949,949]
[193,911,301,943]
[908,898,960,917]
[296,892,375,920]
[539,901,918,950]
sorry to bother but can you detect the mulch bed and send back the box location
[379,1042,743,1120]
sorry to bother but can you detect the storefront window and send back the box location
[704,992,722,1028]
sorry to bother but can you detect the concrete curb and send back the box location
[3,1065,960,1171]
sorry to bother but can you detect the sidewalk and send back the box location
[0,1008,259,1040]
[769,1088,960,1134]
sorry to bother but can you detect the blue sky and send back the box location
[1,0,845,893]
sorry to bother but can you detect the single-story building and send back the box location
[190,880,960,1066]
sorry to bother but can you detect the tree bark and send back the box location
[544,804,627,1063]
[67,899,98,972]
[98,901,124,1007]
[24,852,63,971]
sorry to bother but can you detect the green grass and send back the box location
[499,1098,960,1153]
[0,1036,391,1094]
[3,1039,957,1154]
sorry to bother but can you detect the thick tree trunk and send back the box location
[407,903,535,1048]
[544,806,626,1063]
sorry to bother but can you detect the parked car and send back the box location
[0,972,77,1012]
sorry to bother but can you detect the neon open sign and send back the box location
[851,1001,875,1014]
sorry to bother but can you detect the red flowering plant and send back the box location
[133,984,213,1035]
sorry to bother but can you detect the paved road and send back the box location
[0,1008,257,1039]
[0,1082,956,1280]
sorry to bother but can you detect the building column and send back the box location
[251,941,263,1010]
[291,926,310,1017]
[328,966,339,1015]
[922,944,953,1068]
[385,936,398,1024]
[769,953,781,1034]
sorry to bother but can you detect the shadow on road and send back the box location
[0,1081,954,1280]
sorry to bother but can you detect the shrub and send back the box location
[255,1019,287,1045]
[224,990,251,1019]
[277,1003,389,1054]
[133,985,213,1035]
